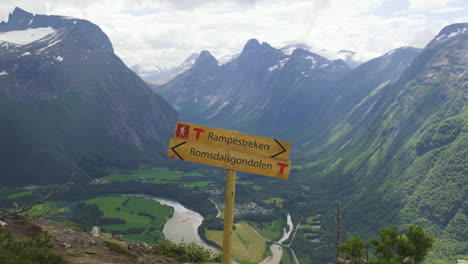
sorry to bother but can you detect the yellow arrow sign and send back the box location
[168,138,291,179]
[172,121,291,161]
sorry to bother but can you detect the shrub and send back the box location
[157,239,221,263]
[0,226,67,264]
[62,220,82,231]
[103,240,136,259]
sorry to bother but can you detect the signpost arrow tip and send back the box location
[271,139,287,158]
[171,141,186,160]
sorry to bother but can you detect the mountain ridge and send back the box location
[0,8,177,185]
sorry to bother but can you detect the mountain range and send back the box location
[0,6,466,263]
[153,23,468,263]
[0,7,177,185]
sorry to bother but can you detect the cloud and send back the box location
[408,0,460,11]
[0,0,466,67]
[430,6,465,13]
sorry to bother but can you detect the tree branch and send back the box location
[0,172,75,221]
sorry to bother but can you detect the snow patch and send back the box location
[0,70,7,76]
[268,57,289,72]
[35,39,61,54]
[282,47,297,56]
[0,27,55,45]
[21,51,31,56]
[206,95,219,107]
[338,140,352,151]
[219,51,241,65]
[320,63,329,68]
[304,55,317,64]
[436,34,446,40]
[436,27,467,40]
[207,101,230,119]
[447,27,467,38]
[55,56,63,62]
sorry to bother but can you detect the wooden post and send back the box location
[222,169,237,264]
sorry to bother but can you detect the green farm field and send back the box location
[101,167,213,187]
[206,221,269,264]
[84,196,173,243]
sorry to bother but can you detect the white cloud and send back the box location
[430,6,465,13]
[408,0,459,11]
[0,0,466,67]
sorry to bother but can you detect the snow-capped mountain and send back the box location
[0,7,177,185]
[132,52,199,84]
[153,38,351,139]
[279,43,362,68]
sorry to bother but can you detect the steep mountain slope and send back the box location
[301,46,421,148]
[306,23,468,262]
[0,8,177,185]
[154,39,350,140]
[156,38,420,156]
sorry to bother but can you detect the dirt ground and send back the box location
[6,218,182,264]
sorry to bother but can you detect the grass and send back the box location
[281,248,294,264]
[237,180,262,190]
[236,232,251,248]
[291,165,303,170]
[263,197,285,208]
[7,191,32,199]
[27,201,64,216]
[271,218,285,233]
[101,167,212,186]
[299,214,321,242]
[205,222,267,264]
[248,222,282,241]
[103,240,136,258]
[24,185,39,191]
[84,196,172,242]
[183,181,212,187]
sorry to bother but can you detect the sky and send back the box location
[0,0,467,68]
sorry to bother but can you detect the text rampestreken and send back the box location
[207,132,271,150]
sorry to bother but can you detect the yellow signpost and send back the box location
[168,138,291,179]
[173,121,291,161]
[167,122,292,264]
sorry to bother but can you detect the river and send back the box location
[73,194,292,263]
[142,194,294,264]
[130,195,217,251]
[259,213,294,264]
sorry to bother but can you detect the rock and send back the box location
[84,249,98,255]
[91,226,100,237]
[63,242,72,248]
[0,220,7,226]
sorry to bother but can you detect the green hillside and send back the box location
[295,23,468,263]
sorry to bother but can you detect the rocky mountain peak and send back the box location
[182,52,200,64]
[280,43,311,55]
[241,38,276,54]
[0,7,113,52]
[0,7,33,31]
[433,23,468,43]
[191,50,219,72]
[8,7,33,25]
[242,38,261,51]
[437,23,468,38]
